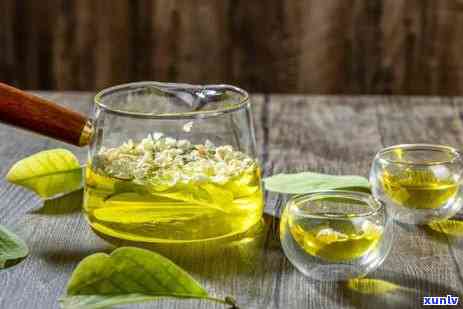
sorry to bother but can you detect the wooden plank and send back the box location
[93,0,131,89]
[380,1,463,95]
[2,1,463,94]
[2,1,56,89]
[52,0,131,90]
[148,0,231,85]
[0,0,17,85]
[53,1,98,90]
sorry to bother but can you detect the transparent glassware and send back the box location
[370,144,463,225]
[280,191,392,281]
[83,82,264,244]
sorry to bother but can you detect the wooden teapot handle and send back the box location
[0,82,93,146]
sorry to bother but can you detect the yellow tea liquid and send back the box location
[84,167,263,243]
[288,218,383,262]
[83,134,264,243]
[381,170,458,209]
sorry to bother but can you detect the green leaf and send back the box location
[346,278,403,295]
[263,172,370,194]
[0,224,29,269]
[60,247,231,309]
[6,149,83,198]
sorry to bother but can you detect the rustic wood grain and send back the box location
[1,1,56,89]
[1,93,463,309]
[2,1,463,94]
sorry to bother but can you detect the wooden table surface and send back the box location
[1,93,463,309]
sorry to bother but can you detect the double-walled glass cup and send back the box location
[84,82,264,243]
[280,191,392,281]
[370,144,463,225]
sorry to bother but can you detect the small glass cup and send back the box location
[280,191,392,281]
[370,144,463,225]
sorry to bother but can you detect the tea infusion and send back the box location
[84,133,264,243]
[381,169,458,209]
[286,217,383,262]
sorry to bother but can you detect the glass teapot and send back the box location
[0,82,264,243]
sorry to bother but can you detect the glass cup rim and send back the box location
[93,81,250,119]
[287,190,383,219]
[375,143,461,166]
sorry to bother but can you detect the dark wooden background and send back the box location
[1,0,463,95]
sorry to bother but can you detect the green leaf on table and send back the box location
[59,247,234,309]
[0,224,29,269]
[263,172,370,194]
[6,149,83,198]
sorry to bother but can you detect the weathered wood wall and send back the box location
[1,0,463,95]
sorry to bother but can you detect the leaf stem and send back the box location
[204,296,239,308]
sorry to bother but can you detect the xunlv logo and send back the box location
[423,295,459,306]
